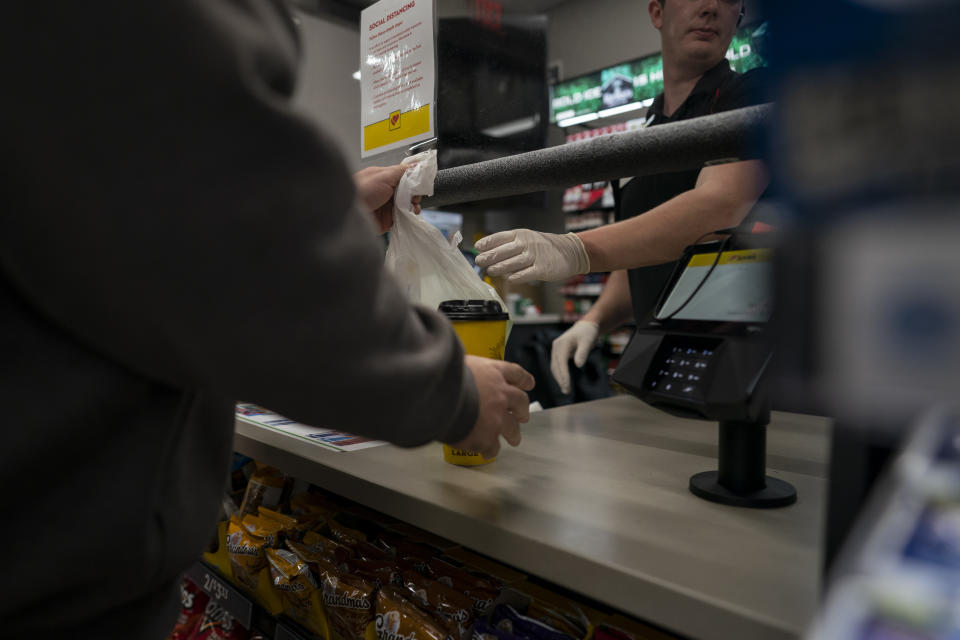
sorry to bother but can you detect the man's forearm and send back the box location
[578,189,742,272]
[579,160,769,273]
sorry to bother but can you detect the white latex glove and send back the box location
[474,229,591,283]
[550,320,600,395]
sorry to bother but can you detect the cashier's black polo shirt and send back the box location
[615,59,768,323]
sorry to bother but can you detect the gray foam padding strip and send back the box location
[422,104,771,208]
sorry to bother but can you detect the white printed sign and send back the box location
[235,404,387,452]
[360,0,436,157]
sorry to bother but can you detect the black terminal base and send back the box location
[690,471,797,508]
[689,419,798,509]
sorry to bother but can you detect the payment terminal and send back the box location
[612,231,797,508]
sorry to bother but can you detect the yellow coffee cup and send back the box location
[438,299,509,466]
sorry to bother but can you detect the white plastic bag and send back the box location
[385,150,510,319]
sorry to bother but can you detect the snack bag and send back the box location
[386,523,457,552]
[191,601,250,640]
[500,585,590,639]
[442,548,525,586]
[301,531,354,565]
[267,548,319,633]
[375,587,448,640]
[287,539,338,569]
[427,559,494,591]
[258,507,302,541]
[227,515,283,591]
[318,563,376,640]
[345,556,400,590]
[289,492,338,522]
[238,464,285,518]
[490,604,577,640]
[524,602,586,640]
[401,571,475,640]
[230,455,256,506]
[426,559,497,616]
[390,539,438,575]
[357,540,395,562]
[168,578,210,640]
[473,617,522,640]
[327,520,368,547]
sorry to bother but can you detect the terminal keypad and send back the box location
[649,343,718,399]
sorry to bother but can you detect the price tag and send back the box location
[185,562,253,629]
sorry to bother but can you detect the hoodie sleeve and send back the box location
[0,0,477,447]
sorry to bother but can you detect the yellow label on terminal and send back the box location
[363,105,431,151]
[688,248,773,268]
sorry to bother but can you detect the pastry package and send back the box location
[267,548,321,633]
[488,604,577,640]
[289,491,339,522]
[226,515,283,590]
[375,587,448,640]
[401,570,475,640]
[238,464,285,518]
[300,530,354,565]
[317,562,376,640]
[326,520,368,547]
[345,556,400,590]
[427,559,497,616]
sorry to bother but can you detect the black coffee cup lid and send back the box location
[438,299,509,321]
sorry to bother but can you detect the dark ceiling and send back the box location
[291,0,572,24]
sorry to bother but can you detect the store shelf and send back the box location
[559,284,605,297]
[233,395,831,640]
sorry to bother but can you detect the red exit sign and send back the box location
[472,0,503,32]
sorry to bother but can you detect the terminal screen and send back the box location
[656,249,772,323]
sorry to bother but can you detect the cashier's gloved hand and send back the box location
[474,229,591,283]
[550,320,599,395]
[454,355,536,459]
[353,165,422,234]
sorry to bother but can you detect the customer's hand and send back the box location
[353,165,422,234]
[451,355,535,459]
[550,320,599,395]
[474,229,591,283]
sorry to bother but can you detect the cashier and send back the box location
[475,0,770,394]
[1,0,534,637]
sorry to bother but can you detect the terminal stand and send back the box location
[689,415,797,508]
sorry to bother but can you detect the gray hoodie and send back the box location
[0,0,477,635]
